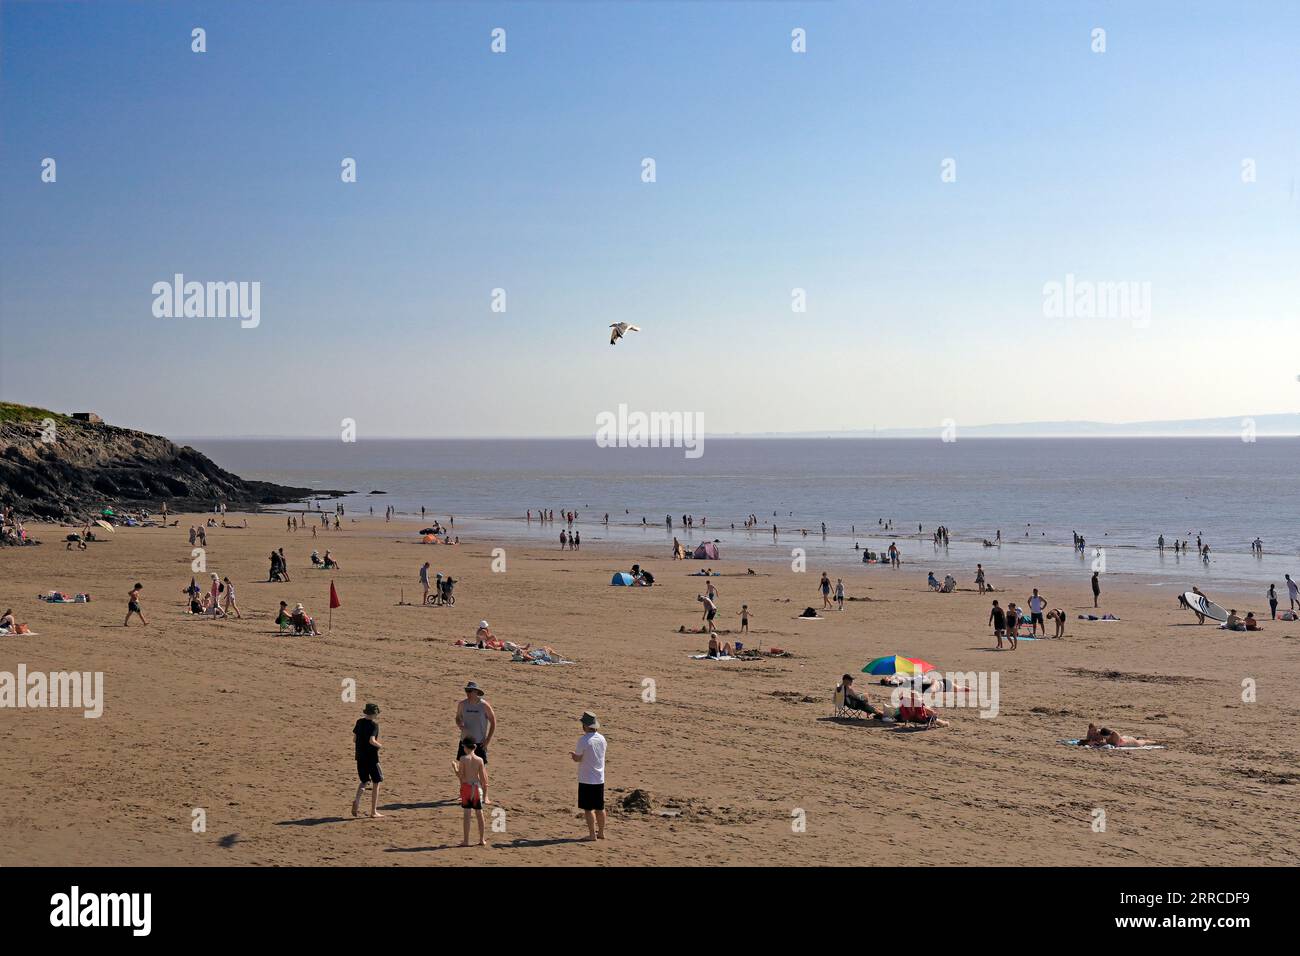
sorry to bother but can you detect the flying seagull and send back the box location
[609,322,641,346]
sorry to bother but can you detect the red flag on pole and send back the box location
[329,581,341,609]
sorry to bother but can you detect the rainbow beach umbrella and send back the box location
[862,655,935,677]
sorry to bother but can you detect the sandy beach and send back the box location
[1,513,1296,867]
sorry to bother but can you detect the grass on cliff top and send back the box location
[0,402,71,424]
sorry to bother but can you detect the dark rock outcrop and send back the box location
[0,412,347,522]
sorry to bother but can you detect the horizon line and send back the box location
[175,432,1300,442]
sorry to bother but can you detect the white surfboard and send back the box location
[1182,590,1228,623]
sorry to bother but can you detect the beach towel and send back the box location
[689,654,741,661]
[511,652,573,665]
[1060,739,1165,751]
[38,592,90,603]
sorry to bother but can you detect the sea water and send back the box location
[186,437,1300,589]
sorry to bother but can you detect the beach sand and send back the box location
[1,514,1296,866]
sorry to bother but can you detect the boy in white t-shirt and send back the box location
[570,712,607,841]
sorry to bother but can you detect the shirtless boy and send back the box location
[453,736,490,846]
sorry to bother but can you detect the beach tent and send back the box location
[610,572,635,586]
[693,542,719,560]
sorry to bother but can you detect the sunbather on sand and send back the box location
[892,691,950,727]
[1077,722,1157,747]
[706,636,734,658]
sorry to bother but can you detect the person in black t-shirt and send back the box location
[988,600,1007,650]
[352,703,384,818]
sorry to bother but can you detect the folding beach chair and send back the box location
[832,685,865,720]
[896,696,937,729]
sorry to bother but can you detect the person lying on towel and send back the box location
[1076,723,1157,748]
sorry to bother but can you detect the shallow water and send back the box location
[186,436,1300,588]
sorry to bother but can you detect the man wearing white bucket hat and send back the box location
[571,711,607,841]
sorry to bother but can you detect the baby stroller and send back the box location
[440,577,456,607]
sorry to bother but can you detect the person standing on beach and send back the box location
[455,682,496,764]
[571,712,607,842]
[221,577,241,618]
[698,593,718,633]
[1004,603,1020,649]
[835,578,845,611]
[559,528,568,550]
[1091,571,1101,608]
[738,604,751,633]
[1027,588,1047,636]
[420,562,432,605]
[1287,575,1299,611]
[818,572,832,609]
[453,736,489,847]
[975,564,986,594]
[1268,584,1278,620]
[124,583,147,626]
[988,600,1006,649]
[888,542,900,568]
[352,703,384,818]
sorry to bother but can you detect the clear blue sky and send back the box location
[2,1,1298,437]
